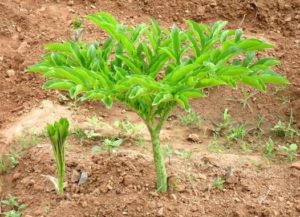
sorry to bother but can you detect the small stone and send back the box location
[67,0,74,6]
[278,197,284,202]
[17,41,29,54]
[12,172,21,181]
[291,161,300,170]
[34,183,44,192]
[157,207,164,217]
[81,200,88,208]
[170,194,177,200]
[284,16,292,22]
[198,174,207,180]
[71,170,80,183]
[107,184,113,190]
[187,133,202,143]
[295,204,300,212]
[78,171,88,185]
[6,69,16,77]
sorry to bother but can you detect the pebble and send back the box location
[71,169,80,183]
[12,172,21,181]
[187,133,202,143]
[291,161,300,170]
[81,200,88,208]
[157,207,164,217]
[67,0,74,6]
[6,69,16,77]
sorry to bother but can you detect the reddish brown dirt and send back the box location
[0,0,300,216]
[2,142,300,217]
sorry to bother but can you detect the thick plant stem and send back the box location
[58,174,64,194]
[150,130,168,192]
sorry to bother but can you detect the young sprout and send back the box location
[179,110,202,126]
[103,138,123,155]
[28,12,288,192]
[227,124,247,141]
[47,118,69,194]
[114,119,144,139]
[164,144,173,164]
[72,16,84,41]
[280,144,298,162]
[215,109,233,134]
[263,138,276,158]
[213,177,225,190]
[226,88,259,112]
[240,142,251,154]
[1,194,27,217]
[208,138,224,153]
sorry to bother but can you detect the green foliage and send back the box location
[179,110,202,126]
[213,177,225,190]
[227,124,246,141]
[240,142,251,154]
[174,149,193,159]
[27,12,288,192]
[114,119,144,139]
[1,194,27,217]
[263,138,276,158]
[280,143,298,162]
[103,138,123,154]
[72,17,84,42]
[208,138,224,153]
[47,118,69,194]
[0,155,8,173]
[163,144,173,164]
[8,151,20,168]
[215,109,233,133]
[271,120,299,139]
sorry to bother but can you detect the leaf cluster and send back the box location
[28,12,288,128]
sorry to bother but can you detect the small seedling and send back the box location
[280,144,298,162]
[174,149,192,160]
[114,119,144,139]
[1,194,27,217]
[271,120,299,139]
[0,155,8,173]
[255,114,265,132]
[87,116,107,129]
[226,89,259,112]
[208,139,224,153]
[179,110,202,126]
[8,151,21,168]
[91,145,103,153]
[227,124,246,141]
[103,138,123,155]
[18,133,39,149]
[215,109,233,134]
[47,118,69,194]
[164,144,173,164]
[72,16,84,41]
[240,142,251,154]
[213,177,225,190]
[263,138,275,158]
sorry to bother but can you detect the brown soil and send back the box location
[0,0,300,216]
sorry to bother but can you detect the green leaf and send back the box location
[43,80,74,90]
[129,86,145,99]
[152,93,173,106]
[238,39,273,51]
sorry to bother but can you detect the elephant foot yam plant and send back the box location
[47,118,69,194]
[27,12,288,192]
